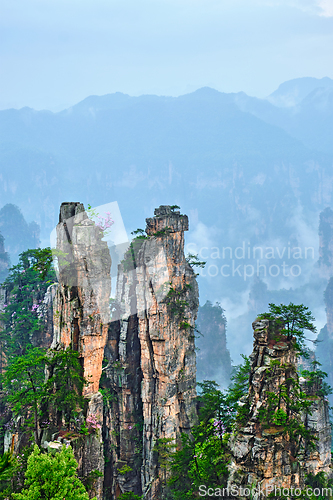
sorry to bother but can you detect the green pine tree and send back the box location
[258,302,317,356]
[12,444,94,500]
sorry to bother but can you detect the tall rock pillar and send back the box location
[52,202,111,394]
[103,205,198,499]
[228,319,331,499]
[52,202,111,499]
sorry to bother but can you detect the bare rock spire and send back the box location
[53,202,111,394]
[103,205,199,499]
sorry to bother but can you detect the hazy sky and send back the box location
[1,0,333,110]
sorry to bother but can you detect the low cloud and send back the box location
[317,0,333,16]
[263,0,333,16]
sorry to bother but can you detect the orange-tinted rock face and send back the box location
[103,206,199,499]
[51,202,111,500]
[51,203,198,499]
[52,202,111,395]
[228,319,331,498]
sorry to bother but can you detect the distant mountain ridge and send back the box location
[266,76,333,107]
[0,77,332,240]
[232,78,333,155]
[60,76,333,112]
[65,77,333,157]
[0,76,332,360]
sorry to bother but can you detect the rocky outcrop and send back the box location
[102,205,199,499]
[0,232,10,284]
[52,202,111,395]
[247,277,269,317]
[50,203,199,499]
[228,319,331,499]
[324,277,333,338]
[315,278,333,402]
[315,210,333,404]
[32,283,58,349]
[196,300,231,389]
[52,202,111,499]
[318,207,333,278]
[300,377,332,477]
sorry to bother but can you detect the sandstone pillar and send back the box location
[103,205,199,499]
[228,319,331,499]
[52,202,111,500]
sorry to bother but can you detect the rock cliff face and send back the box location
[51,203,198,499]
[300,376,332,477]
[316,279,333,398]
[228,319,331,499]
[52,202,111,499]
[315,198,333,409]
[196,300,231,389]
[32,283,58,349]
[324,277,333,339]
[0,232,10,284]
[52,202,111,395]
[102,205,199,499]
[318,207,333,278]
[315,210,333,405]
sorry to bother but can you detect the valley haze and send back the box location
[0,76,333,368]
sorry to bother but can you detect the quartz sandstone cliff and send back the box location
[51,203,198,499]
[315,278,333,402]
[313,208,333,405]
[52,202,111,499]
[196,301,231,390]
[102,205,199,499]
[228,319,331,499]
[52,202,111,395]
[2,201,333,499]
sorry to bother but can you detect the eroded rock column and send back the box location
[103,205,198,499]
[52,202,111,500]
[228,319,331,499]
[52,202,111,395]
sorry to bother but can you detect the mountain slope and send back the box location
[267,76,333,107]
[0,87,330,244]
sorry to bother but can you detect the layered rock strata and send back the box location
[52,202,111,395]
[102,205,199,499]
[52,202,111,499]
[228,319,331,499]
[300,376,332,476]
[33,283,58,349]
